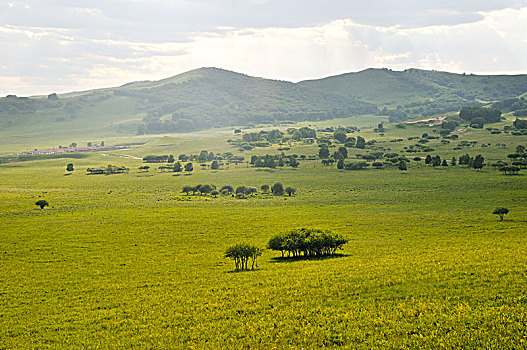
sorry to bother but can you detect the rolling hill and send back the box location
[1,67,527,143]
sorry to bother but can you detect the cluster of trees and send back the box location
[267,228,347,258]
[318,138,365,161]
[513,118,527,129]
[491,97,527,113]
[181,183,295,197]
[423,154,485,169]
[156,162,194,173]
[224,244,262,271]
[488,145,525,175]
[178,151,244,164]
[459,107,502,128]
[242,129,285,144]
[143,155,175,163]
[250,154,299,168]
[288,127,317,140]
[87,165,129,175]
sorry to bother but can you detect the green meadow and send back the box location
[1,117,526,348]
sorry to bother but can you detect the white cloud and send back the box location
[1,4,527,95]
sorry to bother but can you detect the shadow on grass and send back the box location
[226,268,262,274]
[270,253,349,263]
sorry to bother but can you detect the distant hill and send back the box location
[1,67,527,139]
[299,68,527,122]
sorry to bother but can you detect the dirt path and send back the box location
[101,153,142,160]
[406,115,448,126]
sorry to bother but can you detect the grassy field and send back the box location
[1,117,526,348]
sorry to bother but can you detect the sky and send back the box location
[2,0,527,96]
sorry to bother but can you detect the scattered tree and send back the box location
[285,187,296,196]
[493,207,509,221]
[319,147,330,159]
[35,200,49,209]
[355,136,366,149]
[261,184,269,193]
[66,163,74,172]
[271,183,284,196]
[184,162,194,174]
[173,162,183,172]
[211,160,219,170]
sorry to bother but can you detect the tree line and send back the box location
[181,183,296,197]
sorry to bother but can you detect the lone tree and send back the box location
[224,244,262,271]
[493,207,509,221]
[35,200,49,209]
[210,160,219,170]
[285,187,296,196]
[66,163,74,172]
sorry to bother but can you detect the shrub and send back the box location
[35,200,49,209]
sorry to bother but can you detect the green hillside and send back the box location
[300,68,527,122]
[1,67,527,149]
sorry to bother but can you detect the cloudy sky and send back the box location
[2,0,527,96]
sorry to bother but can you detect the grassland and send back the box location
[1,116,526,348]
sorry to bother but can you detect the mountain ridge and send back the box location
[1,67,527,140]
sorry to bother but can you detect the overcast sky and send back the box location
[2,0,527,96]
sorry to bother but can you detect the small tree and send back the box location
[184,162,194,174]
[493,207,509,221]
[337,159,344,169]
[333,130,347,143]
[398,161,407,171]
[66,163,74,172]
[182,185,194,195]
[285,187,296,196]
[271,183,284,196]
[35,200,49,209]
[139,165,150,172]
[224,244,262,271]
[355,136,366,149]
[173,162,182,172]
[472,155,485,170]
[261,184,269,193]
[220,185,234,195]
[199,184,214,195]
[167,154,175,163]
[211,160,219,170]
[319,147,330,159]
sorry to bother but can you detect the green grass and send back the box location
[1,119,526,348]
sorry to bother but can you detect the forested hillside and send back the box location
[1,67,527,139]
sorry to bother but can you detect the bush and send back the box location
[35,200,49,209]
